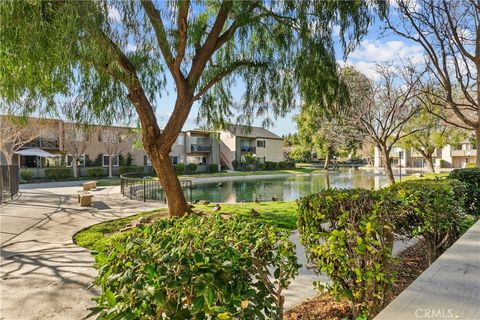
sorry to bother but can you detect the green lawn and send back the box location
[74,201,298,251]
[401,172,449,181]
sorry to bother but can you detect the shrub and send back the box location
[87,167,106,178]
[119,166,143,175]
[20,170,33,182]
[265,161,275,170]
[126,152,133,166]
[186,163,198,174]
[465,163,476,169]
[232,160,240,170]
[44,167,72,180]
[208,163,219,173]
[174,163,185,174]
[286,161,296,169]
[297,189,398,319]
[118,153,126,166]
[278,161,288,169]
[257,163,266,170]
[389,179,466,264]
[91,215,300,319]
[272,162,280,170]
[449,168,480,216]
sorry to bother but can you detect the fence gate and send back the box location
[0,165,20,203]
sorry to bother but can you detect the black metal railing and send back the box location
[120,172,193,203]
[0,165,20,203]
[240,146,256,153]
[191,144,211,152]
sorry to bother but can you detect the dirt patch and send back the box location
[285,241,429,320]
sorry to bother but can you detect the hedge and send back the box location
[186,163,198,174]
[20,170,33,182]
[91,214,300,319]
[449,168,480,216]
[297,189,398,318]
[44,168,72,179]
[208,163,219,173]
[87,167,106,178]
[119,166,143,175]
[389,179,466,264]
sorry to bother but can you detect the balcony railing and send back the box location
[191,144,211,152]
[451,149,476,157]
[240,146,256,153]
[25,138,60,149]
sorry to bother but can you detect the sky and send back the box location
[110,5,425,137]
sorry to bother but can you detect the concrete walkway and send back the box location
[1,182,417,319]
[375,219,480,320]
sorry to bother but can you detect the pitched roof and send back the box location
[225,124,282,140]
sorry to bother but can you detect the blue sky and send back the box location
[111,6,424,136]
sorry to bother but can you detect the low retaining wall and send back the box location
[375,220,480,320]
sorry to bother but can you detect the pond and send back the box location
[185,167,410,203]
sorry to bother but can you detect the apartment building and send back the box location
[373,140,478,170]
[219,124,284,169]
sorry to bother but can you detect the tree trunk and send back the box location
[72,157,78,178]
[379,145,395,185]
[425,155,435,173]
[476,126,480,168]
[108,155,113,178]
[323,148,331,171]
[150,149,189,218]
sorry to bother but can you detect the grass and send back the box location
[74,201,298,251]
[401,172,449,181]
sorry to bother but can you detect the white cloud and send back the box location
[349,39,424,63]
[108,6,121,22]
[126,43,137,52]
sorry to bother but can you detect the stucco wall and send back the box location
[255,138,284,162]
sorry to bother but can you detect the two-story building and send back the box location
[219,124,284,169]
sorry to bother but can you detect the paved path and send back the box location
[375,219,480,320]
[0,186,164,320]
[0,182,417,319]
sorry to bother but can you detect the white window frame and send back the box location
[102,155,119,167]
[257,140,266,148]
[66,154,85,167]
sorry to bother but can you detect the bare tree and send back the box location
[0,115,41,165]
[63,123,91,178]
[100,126,125,178]
[348,64,424,184]
[387,0,480,166]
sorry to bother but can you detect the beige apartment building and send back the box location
[219,124,284,169]
[374,139,478,170]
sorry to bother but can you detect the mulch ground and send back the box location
[284,241,430,320]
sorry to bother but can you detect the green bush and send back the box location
[126,152,133,166]
[20,170,33,182]
[286,161,296,169]
[174,163,185,174]
[278,161,288,169]
[449,168,480,216]
[91,214,300,319]
[297,189,398,319]
[265,161,276,170]
[87,167,106,178]
[186,163,198,174]
[119,166,143,175]
[208,163,219,173]
[465,163,476,169]
[44,167,72,180]
[389,179,466,264]
[257,163,266,170]
[232,160,240,170]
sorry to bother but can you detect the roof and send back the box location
[225,124,282,140]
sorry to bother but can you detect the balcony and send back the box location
[191,144,211,152]
[25,138,60,150]
[240,146,256,153]
[451,149,476,157]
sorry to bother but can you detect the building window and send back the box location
[170,155,180,164]
[187,156,207,164]
[102,155,119,167]
[257,140,266,148]
[66,154,85,167]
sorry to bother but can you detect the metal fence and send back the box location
[120,172,192,203]
[0,165,20,203]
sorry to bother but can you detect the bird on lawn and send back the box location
[212,204,221,212]
[250,209,260,217]
[272,196,278,201]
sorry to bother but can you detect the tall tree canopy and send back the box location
[0,0,387,216]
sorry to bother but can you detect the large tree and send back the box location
[1,1,387,216]
[387,0,480,167]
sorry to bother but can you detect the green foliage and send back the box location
[243,153,257,165]
[126,152,133,166]
[174,163,186,174]
[87,167,107,178]
[91,214,300,319]
[44,167,72,180]
[465,163,476,169]
[186,163,198,174]
[118,153,126,166]
[208,163,219,173]
[232,160,240,171]
[389,179,466,264]
[297,189,398,318]
[257,163,266,170]
[118,166,143,175]
[449,168,480,216]
[20,169,33,182]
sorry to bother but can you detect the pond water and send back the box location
[185,168,410,203]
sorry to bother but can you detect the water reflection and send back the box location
[187,167,405,203]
